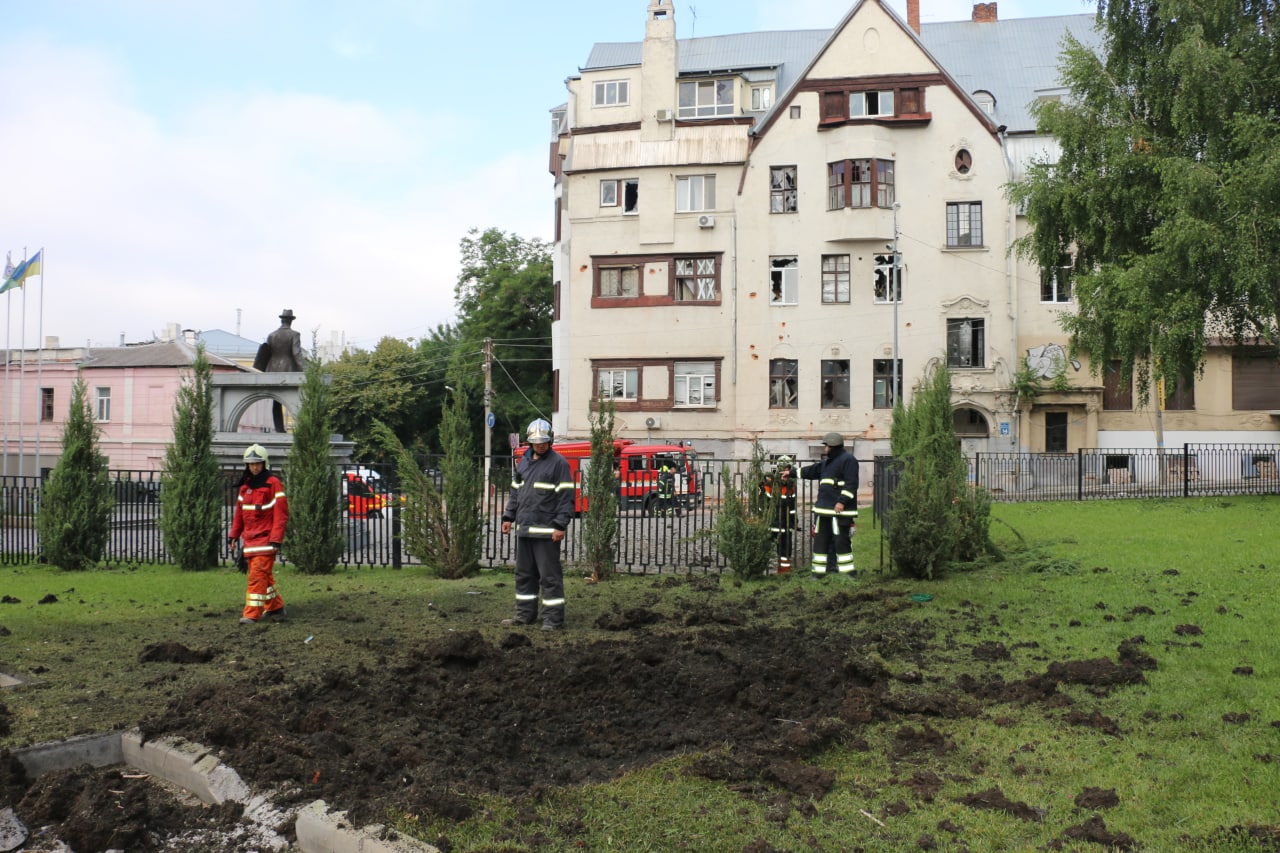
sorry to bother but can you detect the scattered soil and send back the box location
[0,580,1218,852]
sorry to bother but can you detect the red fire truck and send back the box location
[516,439,701,515]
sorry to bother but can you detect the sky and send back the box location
[0,0,1097,352]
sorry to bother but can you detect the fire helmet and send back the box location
[243,444,270,464]
[526,418,553,444]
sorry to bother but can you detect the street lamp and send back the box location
[891,203,901,407]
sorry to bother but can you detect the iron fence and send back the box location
[2,443,1274,572]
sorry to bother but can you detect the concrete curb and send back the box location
[13,730,439,853]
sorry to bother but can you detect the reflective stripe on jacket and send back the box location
[800,447,859,518]
[230,474,290,554]
[503,448,575,538]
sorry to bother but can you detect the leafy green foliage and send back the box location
[380,385,483,579]
[285,360,344,575]
[328,336,435,463]
[714,443,775,579]
[454,228,553,457]
[38,379,114,570]
[159,345,222,571]
[1010,0,1280,402]
[581,398,618,581]
[888,366,993,579]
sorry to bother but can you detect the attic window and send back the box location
[973,91,995,115]
[955,149,972,174]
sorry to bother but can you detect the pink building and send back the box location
[2,339,250,475]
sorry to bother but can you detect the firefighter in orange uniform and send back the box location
[229,444,289,623]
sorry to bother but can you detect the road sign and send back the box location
[487,412,496,428]
[999,421,1010,436]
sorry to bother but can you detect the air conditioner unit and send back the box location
[655,108,674,122]
[697,214,716,228]
[644,416,662,429]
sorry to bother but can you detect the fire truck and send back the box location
[517,439,701,515]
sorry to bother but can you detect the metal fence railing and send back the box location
[2,443,1275,572]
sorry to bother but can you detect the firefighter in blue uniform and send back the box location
[501,419,575,630]
[799,433,859,577]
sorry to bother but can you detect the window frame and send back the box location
[873,359,902,409]
[946,201,984,248]
[677,78,736,118]
[946,318,986,369]
[673,361,717,408]
[597,264,641,299]
[1163,373,1196,412]
[95,386,112,422]
[770,256,799,306]
[593,79,630,107]
[676,174,716,213]
[597,367,639,403]
[820,84,927,123]
[600,179,619,207]
[673,256,720,303]
[827,158,895,210]
[769,358,798,409]
[750,84,774,112]
[1040,256,1073,302]
[873,253,902,303]
[40,387,54,422]
[821,254,851,305]
[770,166,797,214]
[1103,360,1133,411]
[821,359,851,409]
[849,89,894,118]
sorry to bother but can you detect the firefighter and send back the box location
[229,444,289,623]
[501,418,575,631]
[761,455,798,572]
[656,455,677,517]
[799,433,859,577]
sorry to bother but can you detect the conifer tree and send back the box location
[160,344,222,571]
[581,398,618,582]
[286,360,344,574]
[39,378,114,570]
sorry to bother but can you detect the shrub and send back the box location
[715,442,775,579]
[39,379,114,570]
[285,360,344,574]
[581,398,618,582]
[160,344,223,571]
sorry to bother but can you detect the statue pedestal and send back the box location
[210,372,355,468]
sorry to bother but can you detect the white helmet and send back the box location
[526,418,552,444]
[243,444,270,464]
[776,455,793,468]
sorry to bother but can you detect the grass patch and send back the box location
[1,496,1278,851]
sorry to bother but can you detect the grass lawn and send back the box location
[1,495,1278,852]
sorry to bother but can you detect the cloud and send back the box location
[0,36,548,350]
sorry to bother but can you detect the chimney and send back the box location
[907,0,920,34]
[972,2,998,22]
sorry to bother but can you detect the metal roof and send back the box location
[579,14,1102,135]
[81,340,244,370]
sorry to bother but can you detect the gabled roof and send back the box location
[578,11,1101,135]
[81,340,245,370]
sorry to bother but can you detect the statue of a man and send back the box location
[254,309,307,432]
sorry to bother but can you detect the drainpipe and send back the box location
[1001,125,1021,452]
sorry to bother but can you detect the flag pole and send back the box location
[2,254,10,478]
[17,264,25,475]
[35,250,44,476]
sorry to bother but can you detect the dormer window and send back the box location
[678,79,735,118]
[750,84,773,112]
[850,90,894,118]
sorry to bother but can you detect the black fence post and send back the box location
[1077,448,1084,502]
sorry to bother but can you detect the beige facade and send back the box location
[550,0,1280,464]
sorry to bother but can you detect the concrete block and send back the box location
[294,800,440,853]
[14,732,123,778]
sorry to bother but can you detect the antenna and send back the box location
[689,4,697,37]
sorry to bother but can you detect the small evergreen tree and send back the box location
[887,365,992,579]
[380,383,482,579]
[714,442,775,579]
[581,398,618,582]
[39,378,114,570]
[160,344,223,571]
[285,360,344,574]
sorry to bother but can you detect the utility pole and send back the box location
[483,337,493,495]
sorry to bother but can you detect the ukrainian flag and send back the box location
[0,249,42,294]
